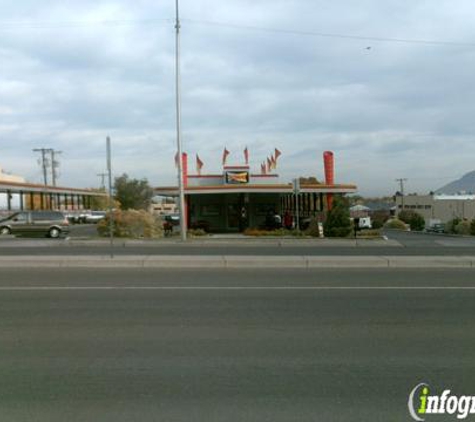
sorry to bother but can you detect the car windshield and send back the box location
[0,213,18,222]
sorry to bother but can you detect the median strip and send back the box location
[0,255,474,268]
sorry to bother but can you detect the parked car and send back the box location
[84,211,106,224]
[426,223,445,233]
[0,210,69,238]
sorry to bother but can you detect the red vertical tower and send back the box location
[323,151,334,211]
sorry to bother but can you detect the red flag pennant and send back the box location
[244,147,249,165]
[270,155,276,170]
[222,148,230,166]
[267,157,272,173]
[274,148,281,160]
[196,154,204,174]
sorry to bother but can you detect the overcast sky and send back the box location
[1,1,475,196]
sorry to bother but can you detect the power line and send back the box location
[182,19,475,48]
[0,16,473,48]
[0,18,172,30]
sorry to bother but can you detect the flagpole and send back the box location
[175,0,187,241]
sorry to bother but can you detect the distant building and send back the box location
[150,201,178,216]
[0,165,25,184]
[395,194,475,225]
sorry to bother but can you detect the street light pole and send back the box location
[175,0,187,241]
[396,178,408,212]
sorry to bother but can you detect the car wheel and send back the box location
[0,227,11,235]
[49,227,61,239]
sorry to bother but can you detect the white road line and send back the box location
[0,286,474,291]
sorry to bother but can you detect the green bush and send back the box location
[97,209,164,238]
[398,210,425,231]
[384,218,408,230]
[446,218,461,234]
[471,220,475,236]
[323,196,352,238]
[454,220,471,235]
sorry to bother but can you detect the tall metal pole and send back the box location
[107,136,114,256]
[33,148,51,185]
[396,178,407,213]
[175,0,187,241]
[50,149,62,187]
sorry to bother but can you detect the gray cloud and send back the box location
[1,1,475,195]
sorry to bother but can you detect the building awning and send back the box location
[0,180,106,196]
[154,183,357,197]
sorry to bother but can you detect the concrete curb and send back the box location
[0,255,474,269]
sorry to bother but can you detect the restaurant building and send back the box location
[155,150,357,233]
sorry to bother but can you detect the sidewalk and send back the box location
[0,235,402,248]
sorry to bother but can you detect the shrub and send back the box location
[384,218,408,230]
[305,218,322,237]
[188,228,207,237]
[323,196,352,238]
[471,220,475,236]
[243,228,304,237]
[97,209,164,238]
[398,210,425,231]
[446,218,461,234]
[356,229,382,238]
[371,211,390,229]
[454,220,471,235]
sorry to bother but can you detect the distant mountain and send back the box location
[436,171,475,194]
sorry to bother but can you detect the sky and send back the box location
[1,0,475,196]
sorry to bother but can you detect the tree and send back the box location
[323,195,352,237]
[299,176,321,185]
[398,210,425,231]
[114,173,154,210]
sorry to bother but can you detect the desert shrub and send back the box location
[371,211,390,229]
[454,220,471,235]
[97,209,164,238]
[398,210,425,231]
[188,228,207,237]
[243,228,303,237]
[445,218,461,234]
[384,218,408,230]
[305,218,322,237]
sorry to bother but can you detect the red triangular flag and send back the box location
[196,154,204,174]
[222,148,230,166]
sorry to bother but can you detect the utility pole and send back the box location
[50,149,62,186]
[395,178,408,211]
[33,148,52,185]
[97,172,108,190]
[175,0,187,241]
[106,137,114,256]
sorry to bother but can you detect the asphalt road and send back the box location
[2,228,475,256]
[1,268,474,421]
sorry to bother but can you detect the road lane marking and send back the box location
[0,286,475,291]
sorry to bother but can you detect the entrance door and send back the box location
[226,203,240,230]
